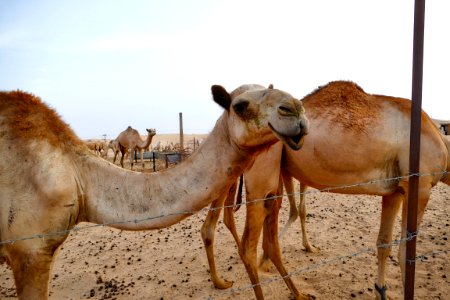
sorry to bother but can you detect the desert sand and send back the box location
[0,135,449,300]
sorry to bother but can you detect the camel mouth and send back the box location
[268,123,307,151]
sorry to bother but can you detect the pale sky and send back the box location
[1,1,449,139]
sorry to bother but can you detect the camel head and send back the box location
[211,85,308,151]
[146,128,157,136]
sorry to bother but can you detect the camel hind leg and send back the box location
[223,181,241,246]
[279,172,319,253]
[297,182,319,252]
[278,171,298,240]
[375,191,403,298]
[398,179,432,287]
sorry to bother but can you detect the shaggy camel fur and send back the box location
[202,81,450,300]
[0,85,308,300]
[116,126,156,170]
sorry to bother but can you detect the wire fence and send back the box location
[0,170,449,298]
[1,171,447,246]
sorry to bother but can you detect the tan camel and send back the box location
[108,138,123,162]
[202,81,450,300]
[0,85,308,300]
[115,126,156,170]
[85,140,106,157]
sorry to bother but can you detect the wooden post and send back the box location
[179,112,184,161]
[405,1,425,299]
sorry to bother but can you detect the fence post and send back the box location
[152,151,156,172]
[405,1,425,299]
[179,112,184,162]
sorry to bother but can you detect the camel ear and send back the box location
[268,84,274,89]
[211,85,231,111]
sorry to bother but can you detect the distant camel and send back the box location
[0,85,309,300]
[85,140,106,157]
[116,126,156,170]
[85,140,98,154]
[202,81,450,300]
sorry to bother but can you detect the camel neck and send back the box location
[78,116,252,230]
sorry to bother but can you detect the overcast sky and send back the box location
[1,1,449,139]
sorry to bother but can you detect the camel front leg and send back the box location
[113,150,119,164]
[375,192,403,300]
[129,148,134,170]
[262,194,313,300]
[239,200,266,300]
[6,244,56,300]
[140,149,145,169]
[119,149,126,168]
[201,198,233,289]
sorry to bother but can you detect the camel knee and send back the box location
[200,223,214,246]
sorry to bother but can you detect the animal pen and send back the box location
[1,1,449,300]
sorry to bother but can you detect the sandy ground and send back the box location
[0,136,449,299]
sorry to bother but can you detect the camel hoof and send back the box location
[258,258,274,273]
[213,278,233,290]
[295,292,316,300]
[305,244,320,253]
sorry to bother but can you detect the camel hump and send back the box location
[303,80,382,133]
[0,90,82,151]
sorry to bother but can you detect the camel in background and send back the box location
[0,85,309,300]
[203,81,450,300]
[85,140,107,157]
[116,126,156,170]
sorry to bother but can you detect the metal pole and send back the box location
[179,112,184,161]
[405,1,425,299]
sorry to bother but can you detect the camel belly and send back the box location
[282,145,400,196]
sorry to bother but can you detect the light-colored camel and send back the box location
[108,138,123,162]
[115,126,156,170]
[85,140,107,157]
[202,81,450,300]
[0,85,308,300]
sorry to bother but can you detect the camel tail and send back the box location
[441,135,450,186]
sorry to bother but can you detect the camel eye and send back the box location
[233,100,249,115]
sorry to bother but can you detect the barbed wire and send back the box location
[0,170,448,298]
[0,170,448,246]
[210,246,450,299]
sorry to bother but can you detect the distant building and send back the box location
[433,119,450,135]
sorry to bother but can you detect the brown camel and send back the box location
[202,81,450,300]
[0,85,308,300]
[115,126,156,170]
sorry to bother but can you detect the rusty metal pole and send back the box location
[405,1,425,299]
